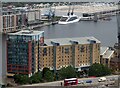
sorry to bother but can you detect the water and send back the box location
[38,16,118,47]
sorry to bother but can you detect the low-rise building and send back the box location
[39,36,101,71]
[100,46,114,67]
[110,43,120,71]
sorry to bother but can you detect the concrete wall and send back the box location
[0,1,2,33]
[0,34,7,85]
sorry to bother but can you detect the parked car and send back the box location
[78,80,84,84]
[98,77,107,82]
[86,80,92,83]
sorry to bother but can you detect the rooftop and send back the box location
[100,46,114,59]
[8,30,44,36]
[43,36,101,46]
[103,50,114,59]
[100,46,109,55]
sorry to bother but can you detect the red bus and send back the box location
[64,78,78,86]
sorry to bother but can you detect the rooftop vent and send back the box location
[69,40,78,44]
[89,40,96,44]
[51,41,60,46]
[22,30,33,34]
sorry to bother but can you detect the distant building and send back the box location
[27,9,41,22]
[1,7,41,33]
[110,43,120,71]
[110,2,120,72]
[100,46,114,68]
[7,30,44,76]
[2,10,26,33]
[39,36,101,71]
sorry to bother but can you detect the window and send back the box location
[65,48,69,54]
[62,47,64,53]
[43,48,47,56]
[106,59,108,64]
[49,48,50,56]
[80,45,85,52]
[60,17,68,21]
[67,17,78,22]
[86,46,88,53]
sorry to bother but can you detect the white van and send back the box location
[98,77,107,82]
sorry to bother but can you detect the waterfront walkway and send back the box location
[40,3,118,14]
[55,5,118,14]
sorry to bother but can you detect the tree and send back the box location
[14,74,29,84]
[58,66,77,80]
[14,74,21,83]
[44,70,54,82]
[30,72,42,83]
[42,67,50,78]
[88,63,111,77]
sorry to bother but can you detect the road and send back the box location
[77,75,119,88]
[17,75,119,88]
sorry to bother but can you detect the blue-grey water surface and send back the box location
[38,16,118,47]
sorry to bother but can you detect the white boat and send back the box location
[80,13,94,21]
[58,14,80,25]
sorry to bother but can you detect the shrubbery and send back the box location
[14,64,112,84]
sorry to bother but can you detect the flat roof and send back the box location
[44,36,100,46]
[103,50,114,59]
[100,46,109,56]
[8,30,44,36]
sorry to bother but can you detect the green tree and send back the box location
[88,63,111,77]
[58,66,77,80]
[30,72,42,83]
[44,70,54,82]
[14,74,21,83]
[42,67,50,78]
[14,74,29,84]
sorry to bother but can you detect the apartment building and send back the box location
[2,10,26,33]
[7,30,44,76]
[1,7,41,33]
[39,36,101,71]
